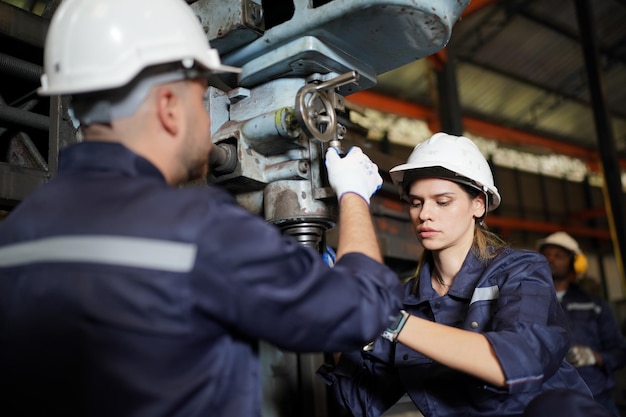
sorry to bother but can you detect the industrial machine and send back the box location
[198,0,469,250]
[191,1,470,415]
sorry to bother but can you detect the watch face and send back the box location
[382,310,408,342]
[388,313,404,329]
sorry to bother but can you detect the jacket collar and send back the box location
[406,250,490,302]
[59,141,165,182]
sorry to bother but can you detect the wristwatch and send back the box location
[381,310,409,342]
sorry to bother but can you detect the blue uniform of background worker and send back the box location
[0,0,404,416]
[318,133,592,416]
[538,231,626,416]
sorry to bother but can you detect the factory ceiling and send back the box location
[356,0,626,164]
[1,0,625,171]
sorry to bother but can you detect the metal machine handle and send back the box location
[294,71,359,143]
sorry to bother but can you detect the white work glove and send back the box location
[566,345,597,367]
[325,146,382,205]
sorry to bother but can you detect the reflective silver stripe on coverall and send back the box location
[566,302,602,315]
[470,285,500,304]
[0,236,197,272]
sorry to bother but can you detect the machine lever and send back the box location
[294,71,359,144]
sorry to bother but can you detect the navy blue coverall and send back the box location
[318,248,591,417]
[560,283,626,403]
[0,142,403,417]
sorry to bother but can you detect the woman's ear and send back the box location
[473,194,486,219]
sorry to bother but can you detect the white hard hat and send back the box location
[38,0,240,96]
[537,231,582,254]
[389,133,501,211]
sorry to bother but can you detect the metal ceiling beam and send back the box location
[519,6,626,68]
[454,4,626,121]
[454,0,529,55]
[456,56,620,117]
[347,90,626,166]
[575,0,626,285]
[487,215,611,240]
[431,51,464,136]
[451,0,626,145]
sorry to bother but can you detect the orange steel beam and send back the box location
[567,206,609,221]
[461,0,501,18]
[346,90,626,171]
[487,215,611,240]
[463,117,596,162]
[461,0,501,17]
[377,196,611,241]
[348,91,434,121]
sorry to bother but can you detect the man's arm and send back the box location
[336,193,382,262]
[325,146,383,262]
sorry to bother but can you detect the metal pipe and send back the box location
[0,103,50,132]
[0,52,42,83]
[0,99,38,136]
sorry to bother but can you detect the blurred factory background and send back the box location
[1,0,626,415]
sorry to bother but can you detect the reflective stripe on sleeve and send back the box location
[0,236,197,272]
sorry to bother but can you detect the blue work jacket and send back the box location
[0,142,403,417]
[319,248,591,417]
[560,284,626,402]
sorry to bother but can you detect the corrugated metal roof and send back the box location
[371,0,626,154]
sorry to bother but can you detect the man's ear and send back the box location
[155,85,181,137]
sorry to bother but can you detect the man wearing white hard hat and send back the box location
[0,0,404,416]
[538,231,626,416]
[320,133,594,416]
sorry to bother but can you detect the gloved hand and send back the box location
[566,345,597,367]
[325,146,382,205]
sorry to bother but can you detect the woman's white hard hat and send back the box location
[38,0,240,96]
[389,132,501,211]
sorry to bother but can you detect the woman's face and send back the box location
[406,177,485,252]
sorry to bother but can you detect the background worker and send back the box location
[538,231,626,415]
[0,0,403,416]
[319,133,591,416]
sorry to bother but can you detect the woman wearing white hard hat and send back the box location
[320,133,598,416]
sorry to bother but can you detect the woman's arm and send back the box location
[397,315,507,387]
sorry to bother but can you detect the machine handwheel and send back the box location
[294,84,337,143]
